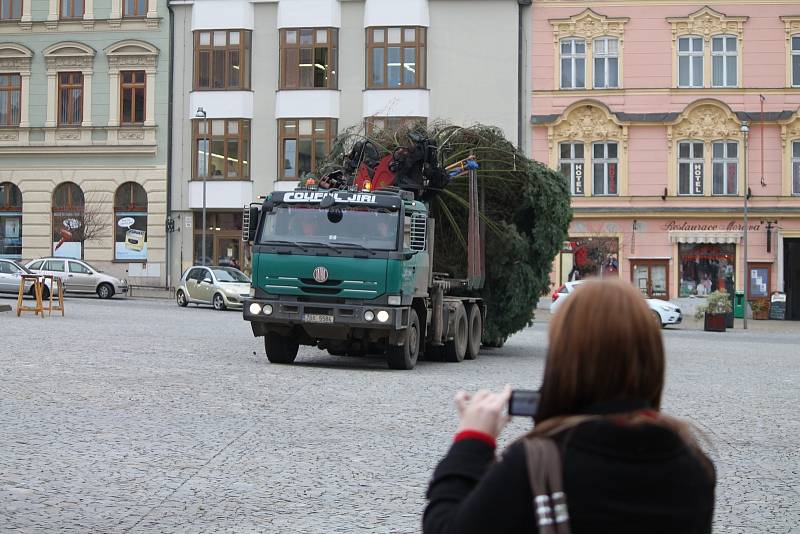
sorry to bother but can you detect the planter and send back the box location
[725,312,734,328]
[752,309,769,320]
[704,313,726,332]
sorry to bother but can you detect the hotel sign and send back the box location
[573,163,584,195]
[692,162,703,195]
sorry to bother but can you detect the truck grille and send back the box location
[299,278,342,287]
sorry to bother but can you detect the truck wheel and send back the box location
[387,309,420,370]
[264,334,299,364]
[465,304,482,360]
[444,304,468,363]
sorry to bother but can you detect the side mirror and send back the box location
[202,277,212,284]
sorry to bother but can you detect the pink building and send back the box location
[531,2,800,317]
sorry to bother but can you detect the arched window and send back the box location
[0,182,22,257]
[52,182,84,258]
[114,182,147,260]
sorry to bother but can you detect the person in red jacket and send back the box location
[424,279,715,534]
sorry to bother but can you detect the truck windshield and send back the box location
[259,204,400,251]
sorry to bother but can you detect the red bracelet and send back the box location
[453,430,496,448]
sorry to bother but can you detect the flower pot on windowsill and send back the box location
[703,313,727,332]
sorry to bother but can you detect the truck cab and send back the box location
[244,187,436,369]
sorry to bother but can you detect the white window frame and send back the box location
[593,37,619,89]
[792,34,800,88]
[711,35,737,88]
[792,140,800,195]
[591,141,618,196]
[678,140,704,196]
[711,140,738,196]
[677,36,703,88]
[559,142,585,195]
[560,38,585,90]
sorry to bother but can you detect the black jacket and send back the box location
[424,417,715,534]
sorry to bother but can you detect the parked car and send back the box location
[0,258,53,298]
[25,258,128,299]
[176,265,251,311]
[550,280,682,328]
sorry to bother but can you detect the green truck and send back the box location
[242,157,485,370]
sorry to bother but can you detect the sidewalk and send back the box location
[128,286,174,300]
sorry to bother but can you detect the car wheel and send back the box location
[652,310,665,328]
[176,290,188,307]
[213,293,226,311]
[97,283,114,299]
[387,309,420,370]
[465,304,482,361]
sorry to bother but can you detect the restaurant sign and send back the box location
[662,220,761,232]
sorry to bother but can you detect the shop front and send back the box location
[193,211,251,272]
[553,216,800,310]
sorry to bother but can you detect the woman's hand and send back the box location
[454,386,512,439]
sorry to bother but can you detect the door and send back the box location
[194,268,214,303]
[785,239,800,320]
[216,237,242,269]
[185,268,203,301]
[0,261,20,293]
[631,260,669,299]
[68,260,94,292]
[43,259,66,281]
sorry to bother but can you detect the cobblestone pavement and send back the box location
[1,296,799,533]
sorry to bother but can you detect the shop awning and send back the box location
[669,231,741,244]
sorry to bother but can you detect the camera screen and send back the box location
[509,390,540,417]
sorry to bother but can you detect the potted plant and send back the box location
[749,298,769,320]
[694,290,732,332]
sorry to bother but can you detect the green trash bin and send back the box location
[734,291,745,318]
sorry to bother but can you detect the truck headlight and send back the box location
[263,304,273,315]
[388,295,401,306]
[364,310,375,322]
[249,303,262,315]
[377,310,390,323]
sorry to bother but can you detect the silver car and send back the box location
[25,257,128,299]
[0,258,53,298]
[176,265,251,311]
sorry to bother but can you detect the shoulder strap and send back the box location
[524,437,571,534]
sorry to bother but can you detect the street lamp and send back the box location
[195,107,209,265]
[741,121,749,330]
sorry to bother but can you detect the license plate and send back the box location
[303,314,334,324]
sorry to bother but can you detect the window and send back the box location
[712,141,738,195]
[367,27,426,89]
[792,35,800,87]
[712,35,737,87]
[194,30,252,90]
[52,182,84,258]
[58,72,83,126]
[279,118,336,180]
[120,70,145,124]
[793,141,800,195]
[560,38,585,89]
[45,259,65,272]
[678,141,704,195]
[0,182,22,258]
[123,0,147,17]
[365,116,425,136]
[559,142,585,195]
[592,142,618,195]
[678,36,703,88]
[280,28,337,89]
[0,73,20,127]
[28,260,42,270]
[0,0,21,20]
[193,119,250,180]
[69,261,91,274]
[570,237,619,279]
[60,0,84,19]
[593,37,619,88]
[678,243,734,297]
[114,182,147,261]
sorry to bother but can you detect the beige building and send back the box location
[168,0,531,282]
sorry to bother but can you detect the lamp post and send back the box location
[741,121,749,330]
[195,107,209,265]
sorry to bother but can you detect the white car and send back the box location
[549,280,682,328]
[0,258,53,298]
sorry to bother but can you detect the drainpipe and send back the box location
[517,0,531,150]
[165,2,175,290]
